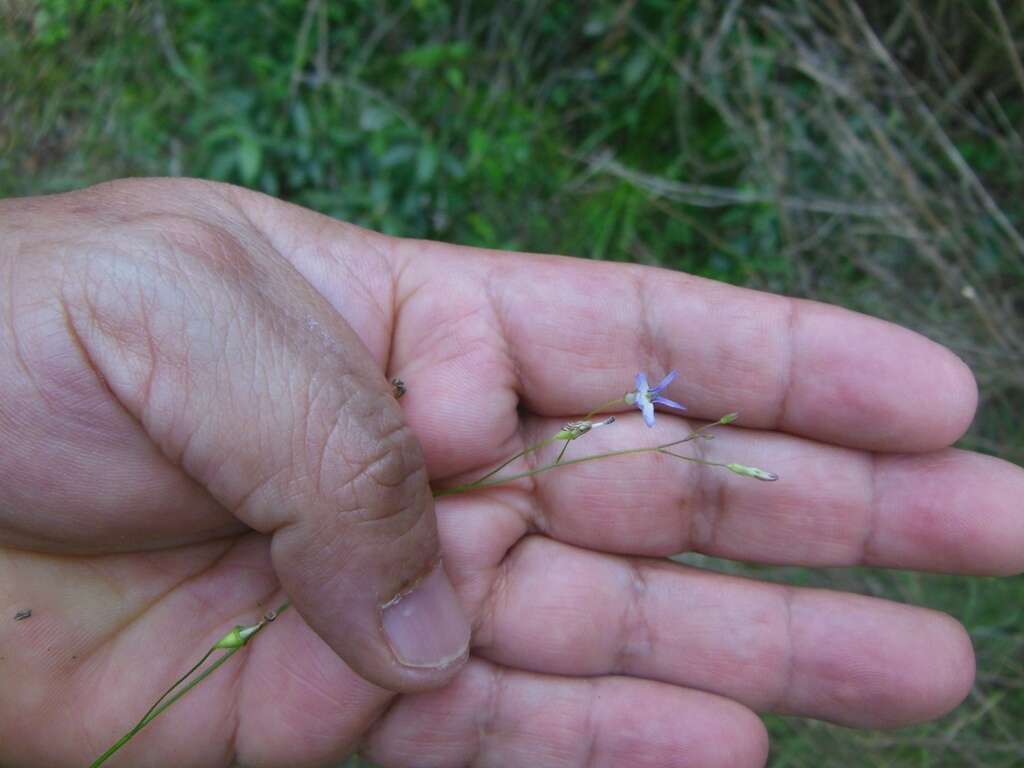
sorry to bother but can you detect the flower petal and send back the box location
[641,400,656,427]
[635,371,649,394]
[652,370,678,393]
[653,396,687,411]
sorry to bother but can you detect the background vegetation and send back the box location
[2,1,1022,765]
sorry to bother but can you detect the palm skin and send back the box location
[1,179,1022,768]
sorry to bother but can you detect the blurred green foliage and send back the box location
[0,0,790,283]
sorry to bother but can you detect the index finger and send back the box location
[394,240,977,453]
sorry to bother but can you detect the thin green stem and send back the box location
[555,440,570,464]
[462,435,560,488]
[657,449,727,469]
[136,646,217,726]
[434,415,737,498]
[436,396,629,497]
[89,599,291,768]
[87,649,242,768]
[434,435,560,497]
[137,649,240,727]
[582,396,627,421]
[437,443,678,495]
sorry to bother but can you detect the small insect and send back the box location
[14,609,31,621]
[390,377,407,399]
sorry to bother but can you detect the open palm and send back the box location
[2,180,1022,768]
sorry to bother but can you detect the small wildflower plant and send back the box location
[90,371,776,766]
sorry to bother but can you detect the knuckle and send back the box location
[80,177,238,211]
[54,207,262,450]
[64,216,217,355]
[310,392,430,529]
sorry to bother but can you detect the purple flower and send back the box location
[626,371,686,427]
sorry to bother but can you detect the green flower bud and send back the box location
[726,463,778,481]
[553,416,615,441]
[214,622,262,649]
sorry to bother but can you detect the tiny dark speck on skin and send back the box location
[14,609,31,621]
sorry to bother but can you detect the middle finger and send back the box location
[479,413,1024,575]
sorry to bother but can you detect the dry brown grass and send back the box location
[588,0,1024,464]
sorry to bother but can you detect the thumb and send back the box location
[60,199,470,691]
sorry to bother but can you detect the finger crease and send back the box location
[775,585,798,714]
[580,678,600,768]
[476,549,513,650]
[615,558,655,675]
[485,268,525,396]
[774,298,799,431]
[515,420,549,534]
[475,663,507,766]
[859,452,881,564]
[690,437,727,554]
[632,272,670,377]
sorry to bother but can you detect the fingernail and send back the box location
[382,563,470,668]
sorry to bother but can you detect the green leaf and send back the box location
[415,144,438,184]
[237,134,262,185]
[623,50,652,87]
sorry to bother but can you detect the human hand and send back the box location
[1,179,1021,767]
